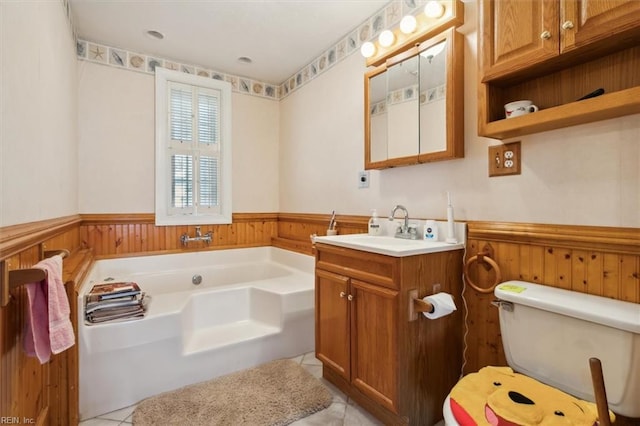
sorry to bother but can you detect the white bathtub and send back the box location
[78,247,315,420]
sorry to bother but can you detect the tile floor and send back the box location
[78,352,383,426]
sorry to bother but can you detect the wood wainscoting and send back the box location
[464,222,639,425]
[0,215,88,426]
[273,213,368,255]
[80,213,278,257]
[464,222,639,375]
[2,214,638,424]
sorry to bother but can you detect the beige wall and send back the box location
[279,3,640,228]
[1,1,78,227]
[77,62,280,214]
[3,1,638,229]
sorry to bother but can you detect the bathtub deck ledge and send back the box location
[183,320,281,355]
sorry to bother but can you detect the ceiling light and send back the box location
[378,30,395,47]
[360,42,376,58]
[424,1,445,18]
[146,30,164,40]
[400,15,417,34]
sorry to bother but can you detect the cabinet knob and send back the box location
[562,20,574,30]
[540,30,552,40]
[347,294,354,301]
[339,291,346,298]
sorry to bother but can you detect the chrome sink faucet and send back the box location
[389,205,418,240]
[180,226,213,246]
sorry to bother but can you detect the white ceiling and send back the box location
[70,0,391,85]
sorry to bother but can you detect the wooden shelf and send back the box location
[479,86,640,140]
[477,0,640,140]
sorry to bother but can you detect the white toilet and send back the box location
[443,280,640,425]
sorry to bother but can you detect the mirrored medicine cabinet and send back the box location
[365,26,464,170]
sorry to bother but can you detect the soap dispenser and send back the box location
[424,220,438,241]
[368,209,381,236]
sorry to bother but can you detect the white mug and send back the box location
[505,100,539,118]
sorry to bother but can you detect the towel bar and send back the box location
[463,251,502,294]
[0,248,69,307]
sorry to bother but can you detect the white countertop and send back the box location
[314,233,464,257]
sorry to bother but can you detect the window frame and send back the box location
[155,67,232,226]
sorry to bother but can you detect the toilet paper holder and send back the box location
[408,289,434,321]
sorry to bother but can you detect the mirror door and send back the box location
[387,55,420,160]
[419,39,447,154]
[364,27,463,169]
[368,68,388,163]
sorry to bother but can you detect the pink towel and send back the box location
[24,279,51,363]
[23,255,75,364]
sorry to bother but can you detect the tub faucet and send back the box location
[180,226,213,246]
[389,205,418,240]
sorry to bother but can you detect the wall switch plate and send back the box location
[489,141,521,177]
[358,171,370,188]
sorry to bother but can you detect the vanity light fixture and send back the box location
[378,30,396,47]
[424,1,445,18]
[400,15,418,34]
[361,41,377,58]
[359,0,460,63]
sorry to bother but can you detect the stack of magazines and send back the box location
[85,282,147,324]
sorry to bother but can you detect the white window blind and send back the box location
[170,87,193,142]
[198,92,219,145]
[155,68,232,225]
[171,154,193,208]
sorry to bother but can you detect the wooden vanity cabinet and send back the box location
[315,243,463,426]
[478,0,640,139]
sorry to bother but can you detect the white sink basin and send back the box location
[314,233,464,257]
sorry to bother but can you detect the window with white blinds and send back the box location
[155,68,232,225]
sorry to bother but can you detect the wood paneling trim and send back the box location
[271,237,313,256]
[79,213,279,257]
[464,222,640,382]
[0,215,82,260]
[278,212,369,229]
[80,212,279,225]
[276,213,369,255]
[63,249,94,291]
[467,221,640,254]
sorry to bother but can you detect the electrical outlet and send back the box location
[358,171,370,188]
[488,141,521,177]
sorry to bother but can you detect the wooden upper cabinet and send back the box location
[481,0,640,82]
[478,0,640,139]
[481,0,559,80]
[562,0,640,52]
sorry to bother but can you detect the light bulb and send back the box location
[400,15,417,34]
[424,1,445,18]
[378,30,395,48]
[360,41,376,58]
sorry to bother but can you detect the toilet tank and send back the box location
[494,280,640,418]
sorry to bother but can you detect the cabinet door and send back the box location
[480,0,559,81]
[350,279,399,414]
[561,0,640,52]
[315,269,350,380]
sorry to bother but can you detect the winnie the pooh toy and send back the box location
[449,366,615,425]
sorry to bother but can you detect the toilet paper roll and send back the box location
[422,292,457,319]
